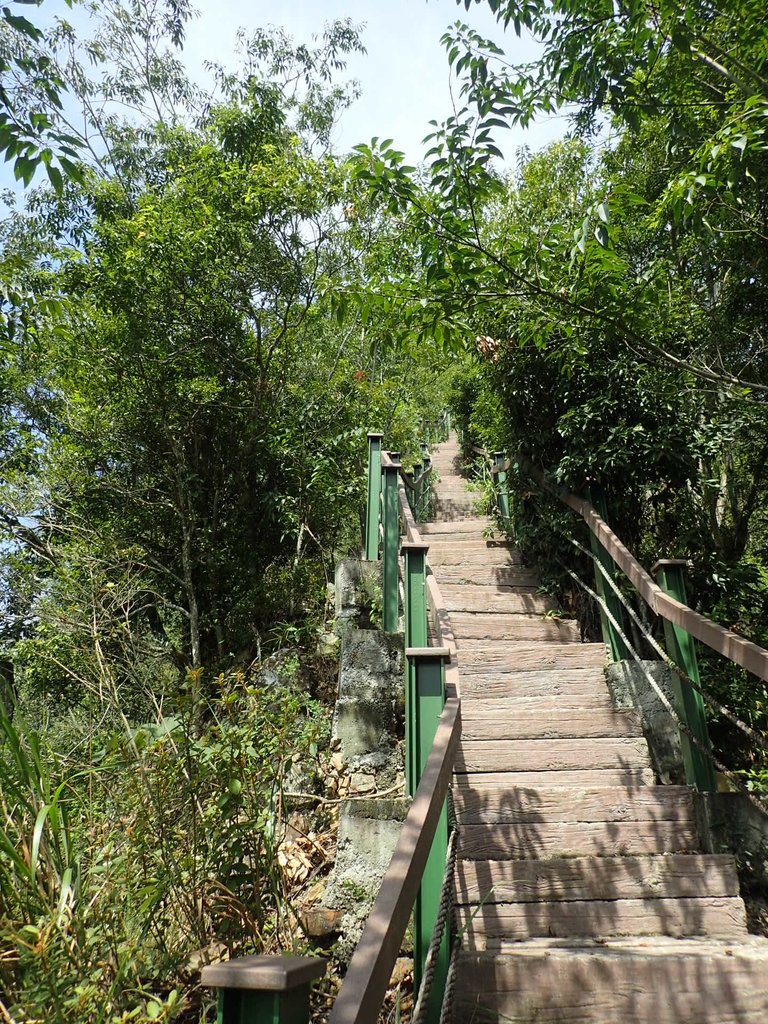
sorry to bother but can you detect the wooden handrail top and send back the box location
[327,698,461,1024]
[201,955,325,992]
[509,452,768,684]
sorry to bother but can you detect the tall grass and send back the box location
[0,674,330,1023]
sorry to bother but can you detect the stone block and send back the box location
[323,797,410,957]
[605,659,684,784]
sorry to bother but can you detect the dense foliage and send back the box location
[348,0,768,788]
[3,0,768,1018]
[0,4,451,1020]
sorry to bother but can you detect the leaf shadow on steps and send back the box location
[454,755,739,947]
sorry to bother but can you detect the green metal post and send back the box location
[402,543,429,796]
[412,462,422,522]
[365,433,383,561]
[202,955,325,1024]
[381,458,401,632]
[493,452,511,531]
[218,988,310,1024]
[652,560,716,793]
[405,647,449,1024]
[585,482,631,662]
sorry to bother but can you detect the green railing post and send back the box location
[402,542,429,796]
[405,647,450,1024]
[412,462,423,522]
[585,482,631,663]
[493,451,510,531]
[365,432,383,561]
[201,955,325,1024]
[381,456,401,632]
[652,560,716,793]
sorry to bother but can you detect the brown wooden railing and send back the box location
[476,445,768,796]
[328,695,461,1024]
[326,435,463,1023]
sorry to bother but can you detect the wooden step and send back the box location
[454,784,691,825]
[454,854,741,905]
[433,507,478,521]
[460,708,641,741]
[431,565,538,586]
[459,692,615,714]
[457,641,605,673]
[457,818,699,859]
[440,587,555,614]
[458,668,609,700]
[452,768,656,788]
[429,547,523,567]
[457,896,748,947]
[455,736,652,773]
[451,612,580,643]
[454,939,768,1023]
[421,518,494,534]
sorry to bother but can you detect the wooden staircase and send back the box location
[425,434,768,1024]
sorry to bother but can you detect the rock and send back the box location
[350,771,376,794]
[390,957,413,987]
[300,906,343,938]
[605,659,683,783]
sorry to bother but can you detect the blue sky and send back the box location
[179,0,567,163]
[4,0,568,196]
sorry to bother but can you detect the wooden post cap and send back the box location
[201,955,326,991]
[401,541,429,553]
[405,646,451,660]
[367,431,384,439]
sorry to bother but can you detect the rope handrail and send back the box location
[400,461,433,493]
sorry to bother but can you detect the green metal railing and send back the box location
[201,423,457,1024]
[483,449,768,798]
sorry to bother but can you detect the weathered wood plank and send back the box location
[457,819,698,859]
[456,641,606,673]
[454,854,741,905]
[452,768,656,788]
[420,518,494,535]
[458,708,641,741]
[439,586,555,614]
[431,565,539,587]
[429,548,523,567]
[458,668,609,699]
[453,784,691,824]
[457,896,748,945]
[451,612,580,643]
[458,693,615,714]
[455,941,768,1024]
[455,736,652,773]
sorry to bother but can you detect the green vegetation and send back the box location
[0,4,451,1020]
[2,0,768,1018]
[349,0,768,789]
